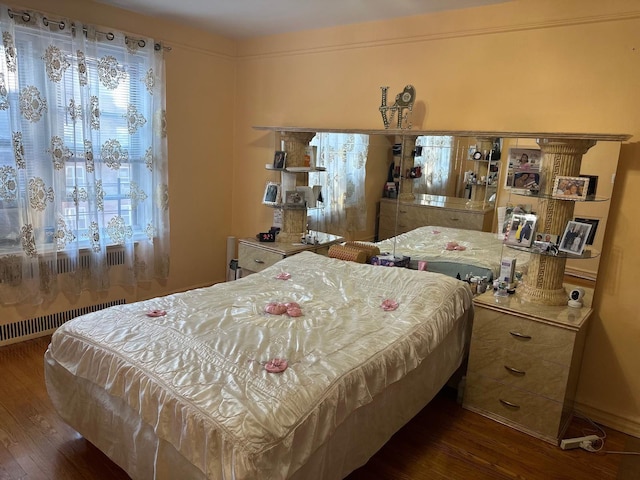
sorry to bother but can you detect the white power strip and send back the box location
[560,435,600,450]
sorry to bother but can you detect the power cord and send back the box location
[580,439,601,452]
[572,411,640,455]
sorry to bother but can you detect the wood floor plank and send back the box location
[0,335,638,479]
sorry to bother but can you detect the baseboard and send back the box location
[563,267,597,283]
[574,401,640,439]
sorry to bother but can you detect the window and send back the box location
[0,9,169,303]
[308,133,369,235]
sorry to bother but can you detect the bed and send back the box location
[44,251,473,480]
[375,225,530,281]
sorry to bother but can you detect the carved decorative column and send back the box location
[398,134,419,201]
[276,131,316,243]
[517,138,597,305]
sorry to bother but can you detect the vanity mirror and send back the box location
[254,126,630,288]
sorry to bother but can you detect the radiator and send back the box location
[1,248,126,283]
[49,248,126,274]
[0,298,126,346]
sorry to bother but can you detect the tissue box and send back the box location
[370,254,410,268]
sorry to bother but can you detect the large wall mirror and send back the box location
[257,126,627,287]
[373,132,622,284]
[408,135,501,202]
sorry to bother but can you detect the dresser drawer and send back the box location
[238,243,284,273]
[467,346,569,402]
[395,204,428,232]
[377,227,396,241]
[428,209,484,230]
[378,201,410,240]
[464,374,564,441]
[471,307,576,366]
[378,201,398,226]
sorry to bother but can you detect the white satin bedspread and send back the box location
[376,225,529,277]
[47,251,472,479]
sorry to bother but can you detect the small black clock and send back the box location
[472,151,483,160]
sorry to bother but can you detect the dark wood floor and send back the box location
[1,336,638,479]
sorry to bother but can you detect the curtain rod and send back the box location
[7,8,172,51]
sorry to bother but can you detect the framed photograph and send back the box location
[284,190,305,208]
[532,232,560,253]
[512,171,540,190]
[273,151,287,169]
[508,148,541,170]
[533,232,559,245]
[573,217,599,245]
[500,204,533,236]
[552,176,589,201]
[559,220,593,255]
[262,182,281,206]
[579,174,599,198]
[505,148,542,189]
[504,213,538,247]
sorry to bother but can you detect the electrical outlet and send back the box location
[560,435,600,450]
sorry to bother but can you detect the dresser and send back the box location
[238,231,343,275]
[463,286,592,444]
[377,195,493,241]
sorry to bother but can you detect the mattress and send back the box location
[376,225,530,280]
[45,251,473,480]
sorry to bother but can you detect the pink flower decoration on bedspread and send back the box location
[380,299,399,311]
[445,241,466,251]
[265,301,303,317]
[265,302,288,315]
[265,358,288,373]
[146,309,167,317]
[284,302,302,317]
[432,230,441,234]
[275,272,291,280]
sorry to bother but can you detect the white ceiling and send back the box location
[93,0,511,39]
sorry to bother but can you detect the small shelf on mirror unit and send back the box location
[265,165,326,173]
[265,204,325,211]
[509,190,609,202]
[505,243,600,260]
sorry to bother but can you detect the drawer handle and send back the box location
[254,259,265,264]
[509,331,532,340]
[504,365,526,376]
[449,217,460,221]
[499,399,521,410]
[399,209,408,214]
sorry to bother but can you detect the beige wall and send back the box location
[1,0,638,437]
[233,0,640,436]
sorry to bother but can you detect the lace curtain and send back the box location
[413,135,454,196]
[0,6,169,306]
[308,133,369,236]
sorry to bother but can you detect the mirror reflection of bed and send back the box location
[305,132,620,288]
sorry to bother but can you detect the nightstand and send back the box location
[238,231,343,275]
[463,286,592,444]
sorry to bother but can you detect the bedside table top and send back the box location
[239,231,343,256]
[473,284,593,330]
